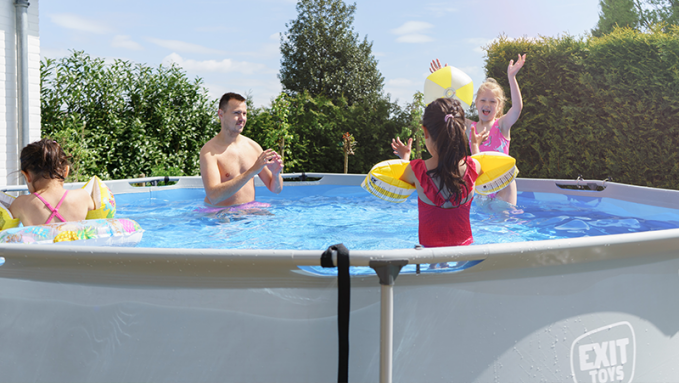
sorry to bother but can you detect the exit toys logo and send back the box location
[570,322,636,383]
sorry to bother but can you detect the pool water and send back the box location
[116,185,679,251]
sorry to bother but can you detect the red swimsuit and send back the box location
[411,158,478,247]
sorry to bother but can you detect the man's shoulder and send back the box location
[200,134,261,157]
[200,136,217,152]
[239,135,262,151]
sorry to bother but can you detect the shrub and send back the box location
[41,51,219,181]
[484,26,678,189]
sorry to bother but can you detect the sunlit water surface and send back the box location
[116,185,678,251]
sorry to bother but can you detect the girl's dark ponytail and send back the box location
[422,98,469,206]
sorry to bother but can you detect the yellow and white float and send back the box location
[0,176,143,246]
[472,152,519,195]
[424,66,474,108]
[361,159,416,203]
[362,153,518,202]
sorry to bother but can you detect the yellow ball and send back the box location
[424,66,474,109]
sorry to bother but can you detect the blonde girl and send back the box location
[430,54,526,205]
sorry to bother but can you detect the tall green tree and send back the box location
[592,0,679,36]
[279,0,384,105]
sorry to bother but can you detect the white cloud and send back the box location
[269,32,281,41]
[49,13,113,34]
[391,21,434,35]
[111,35,143,51]
[391,21,435,44]
[163,53,275,75]
[147,37,226,55]
[396,34,434,43]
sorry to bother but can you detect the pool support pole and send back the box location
[370,259,408,383]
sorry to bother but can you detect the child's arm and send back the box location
[499,54,526,139]
[391,137,412,161]
[391,137,417,185]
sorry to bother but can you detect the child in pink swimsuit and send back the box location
[429,54,526,205]
[391,98,481,247]
[9,139,95,226]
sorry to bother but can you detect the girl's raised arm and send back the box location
[499,54,525,137]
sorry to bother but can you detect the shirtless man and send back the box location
[200,92,283,207]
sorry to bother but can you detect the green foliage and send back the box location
[484,26,678,189]
[244,91,408,174]
[41,51,219,182]
[279,0,384,105]
[592,0,679,36]
[396,91,427,159]
[592,0,642,37]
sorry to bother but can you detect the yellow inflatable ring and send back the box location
[0,176,143,246]
[0,218,143,246]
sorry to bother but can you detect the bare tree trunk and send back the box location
[279,137,285,165]
[344,152,349,174]
[415,134,422,159]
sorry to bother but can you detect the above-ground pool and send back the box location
[0,174,677,383]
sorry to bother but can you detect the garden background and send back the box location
[39,0,679,190]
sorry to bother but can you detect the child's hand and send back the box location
[470,125,490,146]
[391,137,412,161]
[429,59,448,73]
[508,54,526,78]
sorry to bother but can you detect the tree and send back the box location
[634,0,679,30]
[279,0,384,105]
[592,0,679,36]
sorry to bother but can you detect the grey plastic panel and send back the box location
[0,176,677,382]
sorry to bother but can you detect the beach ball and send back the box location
[423,66,474,109]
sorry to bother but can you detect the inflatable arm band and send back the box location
[363,153,519,202]
[471,152,519,195]
[361,159,416,203]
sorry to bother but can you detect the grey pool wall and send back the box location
[0,175,677,383]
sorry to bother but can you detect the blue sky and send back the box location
[40,0,600,108]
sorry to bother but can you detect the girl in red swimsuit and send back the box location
[9,139,95,226]
[391,98,482,247]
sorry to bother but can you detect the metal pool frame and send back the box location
[0,175,677,383]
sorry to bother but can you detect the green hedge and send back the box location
[244,91,411,174]
[484,26,678,189]
[41,51,219,181]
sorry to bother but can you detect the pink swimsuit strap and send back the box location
[33,190,69,224]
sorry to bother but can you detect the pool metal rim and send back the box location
[0,174,677,286]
